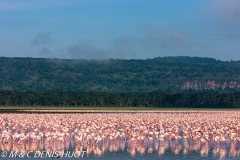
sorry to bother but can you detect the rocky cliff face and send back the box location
[179,80,240,90]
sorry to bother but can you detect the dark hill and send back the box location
[1,56,240,92]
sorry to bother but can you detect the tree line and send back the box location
[0,90,240,108]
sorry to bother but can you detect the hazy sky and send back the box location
[0,0,240,60]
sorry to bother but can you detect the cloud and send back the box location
[208,0,240,27]
[60,40,112,59]
[55,24,195,60]
[37,48,53,58]
[221,34,240,39]
[205,0,240,43]
[31,31,52,47]
[113,24,194,59]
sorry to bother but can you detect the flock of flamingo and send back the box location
[0,111,240,158]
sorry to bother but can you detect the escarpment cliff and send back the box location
[179,80,240,90]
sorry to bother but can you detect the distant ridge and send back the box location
[0,56,240,92]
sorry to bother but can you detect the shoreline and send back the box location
[0,109,239,114]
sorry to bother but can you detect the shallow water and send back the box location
[1,112,240,159]
[1,139,240,160]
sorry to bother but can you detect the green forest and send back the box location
[0,56,240,92]
[1,56,240,108]
[0,91,239,108]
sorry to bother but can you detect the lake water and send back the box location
[1,112,240,160]
[1,139,239,160]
